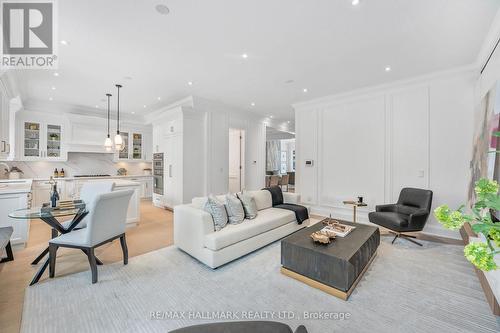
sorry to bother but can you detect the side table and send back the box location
[342,200,368,223]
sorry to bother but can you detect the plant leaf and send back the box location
[472,223,493,234]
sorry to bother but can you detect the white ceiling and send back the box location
[14,0,500,120]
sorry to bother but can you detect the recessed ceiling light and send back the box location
[132,111,135,114]
[187,81,193,86]
[60,40,69,45]
[352,0,360,6]
[250,102,255,107]
[157,97,161,101]
[303,88,308,93]
[95,105,99,108]
[53,72,59,77]
[155,4,170,15]
[270,115,274,119]
[287,121,291,123]
[241,53,248,59]
[385,66,391,72]
[51,86,56,90]
[49,97,53,101]
[143,105,147,108]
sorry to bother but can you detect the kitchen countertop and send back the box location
[0,179,33,194]
[28,175,153,181]
[113,179,142,187]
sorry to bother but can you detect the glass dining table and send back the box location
[8,204,98,285]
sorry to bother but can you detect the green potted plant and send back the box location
[434,132,500,271]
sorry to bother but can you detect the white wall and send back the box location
[196,97,266,194]
[294,69,476,239]
[148,96,267,200]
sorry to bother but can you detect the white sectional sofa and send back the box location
[174,190,307,268]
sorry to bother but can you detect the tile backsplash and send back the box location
[1,153,152,179]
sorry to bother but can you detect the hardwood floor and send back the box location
[0,201,173,333]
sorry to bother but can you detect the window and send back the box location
[280,151,287,174]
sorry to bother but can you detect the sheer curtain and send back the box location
[266,140,280,172]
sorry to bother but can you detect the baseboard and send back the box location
[460,223,500,316]
[309,211,462,245]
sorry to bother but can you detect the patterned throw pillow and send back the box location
[204,195,228,231]
[225,193,245,224]
[237,192,258,219]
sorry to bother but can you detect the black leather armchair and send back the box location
[368,188,433,246]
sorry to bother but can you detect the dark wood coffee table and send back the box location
[281,219,380,300]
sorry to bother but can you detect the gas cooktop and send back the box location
[74,174,111,178]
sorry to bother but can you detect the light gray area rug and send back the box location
[22,237,500,333]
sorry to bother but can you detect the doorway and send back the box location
[229,128,245,193]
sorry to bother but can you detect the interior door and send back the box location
[229,128,243,193]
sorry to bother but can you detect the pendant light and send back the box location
[114,84,123,151]
[104,93,113,151]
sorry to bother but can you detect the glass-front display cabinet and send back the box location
[132,133,142,159]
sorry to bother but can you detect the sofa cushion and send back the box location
[225,193,245,224]
[238,192,258,219]
[244,190,272,210]
[204,208,296,251]
[204,196,228,231]
[368,212,409,232]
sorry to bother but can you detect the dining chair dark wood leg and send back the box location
[120,234,128,265]
[49,244,58,278]
[81,249,103,265]
[86,248,98,284]
[0,241,14,263]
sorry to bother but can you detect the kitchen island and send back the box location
[113,179,141,226]
[0,179,32,247]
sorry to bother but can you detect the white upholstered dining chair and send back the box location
[49,189,134,283]
[61,181,115,230]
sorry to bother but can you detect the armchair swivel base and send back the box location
[389,231,422,246]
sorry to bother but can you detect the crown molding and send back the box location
[22,98,148,124]
[292,64,477,110]
[143,95,194,123]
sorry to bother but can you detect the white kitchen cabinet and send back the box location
[163,134,183,208]
[115,127,152,162]
[0,192,30,245]
[68,179,141,225]
[144,178,153,198]
[0,79,19,161]
[113,180,140,225]
[129,177,153,199]
[150,106,204,209]
[32,180,67,207]
[0,92,9,160]
[16,112,67,161]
